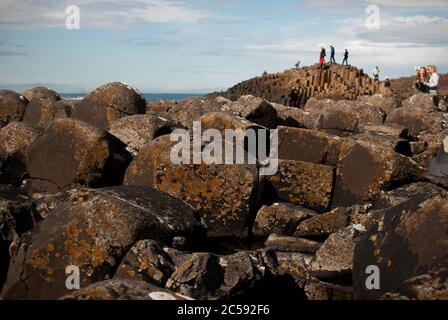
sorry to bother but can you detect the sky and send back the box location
[0,0,447,93]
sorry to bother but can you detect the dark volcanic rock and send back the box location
[357,94,399,114]
[401,93,437,112]
[332,139,416,208]
[309,227,358,279]
[22,87,61,102]
[109,113,184,156]
[265,234,322,253]
[0,90,28,128]
[268,160,335,212]
[0,186,38,292]
[26,118,132,194]
[304,278,353,300]
[22,98,69,128]
[124,135,260,238]
[0,122,39,186]
[381,268,448,300]
[294,207,350,238]
[386,107,444,138]
[166,251,267,300]
[72,82,146,129]
[114,240,175,287]
[61,279,187,300]
[1,186,206,300]
[253,203,316,238]
[223,95,278,129]
[277,126,342,166]
[353,192,448,300]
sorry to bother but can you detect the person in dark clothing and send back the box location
[342,49,349,66]
[319,47,326,66]
[330,45,336,63]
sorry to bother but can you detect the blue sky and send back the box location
[1,0,447,93]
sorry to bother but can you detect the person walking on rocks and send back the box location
[330,45,336,63]
[342,49,349,66]
[372,66,380,81]
[319,47,326,66]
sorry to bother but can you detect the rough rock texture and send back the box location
[401,93,437,112]
[0,186,38,292]
[0,186,206,300]
[0,90,28,128]
[386,107,444,138]
[353,193,448,300]
[381,268,448,300]
[166,251,267,300]
[268,160,335,212]
[304,279,353,300]
[309,227,358,279]
[277,126,342,166]
[109,113,184,156]
[61,279,188,300]
[357,94,399,114]
[26,118,132,194]
[253,203,316,238]
[222,95,278,128]
[332,139,416,208]
[114,240,175,287]
[124,135,260,238]
[0,122,39,186]
[265,234,322,253]
[22,98,69,128]
[22,87,61,102]
[294,207,350,237]
[72,82,146,129]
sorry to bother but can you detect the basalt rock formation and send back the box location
[1,66,448,301]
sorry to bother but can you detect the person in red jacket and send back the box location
[319,47,326,66]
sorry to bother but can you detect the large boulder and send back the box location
[401,93,437,112]
[332,139,417,208]
[22,98,69,128]
[124,135,260,238]
[22,87,61,102]
[386,107,444,138]
[294,207,350,238]
[166,251,268,300]
[0,186,206,300]
[357,94,399,114]
[71,82,146,129]
[271,103,311,128]
[26,118,132,194]
[223,95,278,129]
[109,113,184,157]
[114,240,175,287]
[277,126,342,166]
[253,203,316,238]
[309,227,359,279]
[268,160,335,212]
[265,234,322,253]
[353,192,448,300]
[61,279,188,300]
[0,122,39,186]
[0,90,28,128]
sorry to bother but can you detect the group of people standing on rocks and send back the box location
[319,46,349,66]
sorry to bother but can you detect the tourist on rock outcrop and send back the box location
[424,65,440,98]
[295,61,301,69]
[414,66,429,93]
[320,47,326,66]
[372,66,380,81]
[330,46,336,63]
[342,49,349,66]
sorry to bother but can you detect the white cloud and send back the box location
[0,0,206,29]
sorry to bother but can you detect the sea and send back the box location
[60,93,203,102]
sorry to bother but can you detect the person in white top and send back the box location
[372,66,380,81]
[424,65,440,96]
